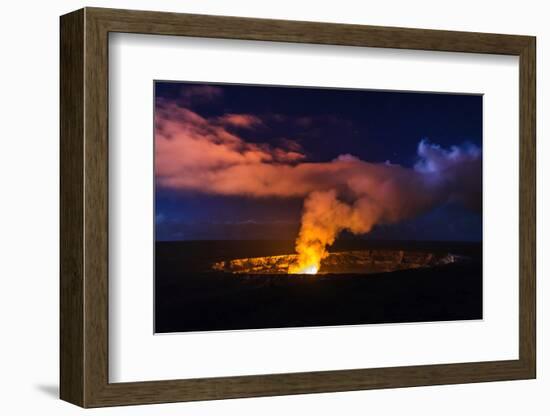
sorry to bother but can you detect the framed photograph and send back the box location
[60,7,536,408]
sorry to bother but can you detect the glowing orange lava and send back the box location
[287,240,326,275]
[289,263,319,275]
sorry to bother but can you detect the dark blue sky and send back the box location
[155,81,482,242]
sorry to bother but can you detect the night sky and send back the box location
[155,81,482,242]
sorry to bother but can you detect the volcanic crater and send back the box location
[212,249,467,275]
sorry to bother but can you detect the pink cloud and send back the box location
[155,100,306,188]
[217,113,263,129]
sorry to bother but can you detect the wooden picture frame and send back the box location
[60,7,536,408]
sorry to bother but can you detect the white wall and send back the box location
[0,0,545,414]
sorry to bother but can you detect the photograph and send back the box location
[154,81,483,333]
[50,4,539,410]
